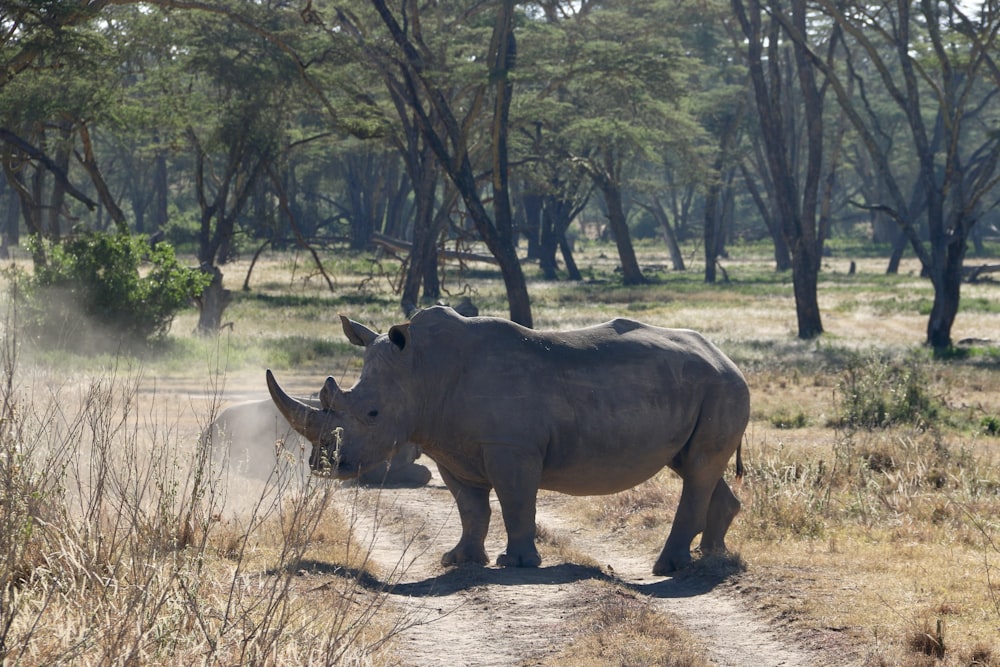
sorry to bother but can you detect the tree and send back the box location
[327,1,532,326]
[530,0,706,286]
[511,107,592,280]
[676,0,750,281]
[0,0,128,264]
[776,0,1000,349]
[731,0,833,339]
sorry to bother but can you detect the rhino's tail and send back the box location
[734,441,744,480]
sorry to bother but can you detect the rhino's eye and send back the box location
[368,409,379,419]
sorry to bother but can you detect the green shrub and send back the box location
[836,352,944,430]
[9,233,210,350]
[769,409,809,429]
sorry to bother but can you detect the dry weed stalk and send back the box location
[0,315,411,665]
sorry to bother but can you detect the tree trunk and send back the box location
[486,0,532,327]
[704,179,722,284]
[401,162,439,312]
[926,246,964,350]
[650,195,685,271]
[48,123,72,239]
[77,123,128,233]
[1,179,15,257]
[559,234,582,281]
[522,189,542,261]
[886,227,907,274]
[196,265,232,334]
[741,149,790,271]
[345,159,377,251]
[539,204,559,280]
[600,182,645,285]
[791,243,823,338]
[153,142,168,233]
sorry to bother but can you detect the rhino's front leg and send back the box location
[483,445,542,568]
[437,465,491,566]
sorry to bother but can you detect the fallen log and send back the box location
[370,232,498,265]
[962,264,1000,283]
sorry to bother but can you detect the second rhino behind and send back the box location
[206,397,431,487]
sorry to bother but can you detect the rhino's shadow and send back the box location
[291,559,735,599]
[631,570,734,599]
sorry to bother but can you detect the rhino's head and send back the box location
[266,316,415,479]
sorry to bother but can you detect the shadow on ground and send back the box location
[289,552,744,600]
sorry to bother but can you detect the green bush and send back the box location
[836,352,944,430]
[9,233,210,350]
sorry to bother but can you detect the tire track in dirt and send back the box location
[341,467,833,667]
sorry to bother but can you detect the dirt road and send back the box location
[339,466,836,667]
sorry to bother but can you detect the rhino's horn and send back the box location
[266,369,325,443]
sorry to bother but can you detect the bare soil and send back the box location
[336,465,846,667]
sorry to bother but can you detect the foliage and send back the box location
[9,233,210,350]
[835,352,945,430]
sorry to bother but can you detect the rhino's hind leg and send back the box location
[700,478,740,554]
[653,474,717,575]
[438,466,491,566]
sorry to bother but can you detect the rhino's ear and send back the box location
[388,323,410,351]
[340,315,379,347]
[318,376,346,410]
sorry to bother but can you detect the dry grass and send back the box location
[0,337,406,665]
[731,423,1000,666]
[537,580,711,667]
[3,240,1000,664]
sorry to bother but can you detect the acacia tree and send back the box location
[775,0,1000,350]
[330,0,533,326]
[534,0,705,286]
[667,0,748,281]
[510,65,592,281]
[0,0,129,263]
[731,0,834,339]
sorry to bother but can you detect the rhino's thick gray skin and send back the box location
[206,398,431,487]
[267,306,749,574]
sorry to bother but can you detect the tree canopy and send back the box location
[1,0,997,348]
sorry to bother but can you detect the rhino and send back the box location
[206,397,431,487]
[267,305,749,574]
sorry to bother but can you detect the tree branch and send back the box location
[0,127,97,210]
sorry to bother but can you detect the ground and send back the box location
[205,402,847,667]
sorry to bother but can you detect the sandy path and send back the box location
[340,467,835,667]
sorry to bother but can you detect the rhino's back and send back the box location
[445,316,742,388]
[411,313,748,486]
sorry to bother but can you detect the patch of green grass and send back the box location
[769,409,809,429]
[261,336,346,368]
[821,237,897,258]
[960,296,1000,314]
[981,415,1000,437]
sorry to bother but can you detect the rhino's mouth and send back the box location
[309,447,357,478]
[308,426,352,477]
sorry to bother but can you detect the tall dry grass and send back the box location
[0,310,406,665]
[733,353,1000,666]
